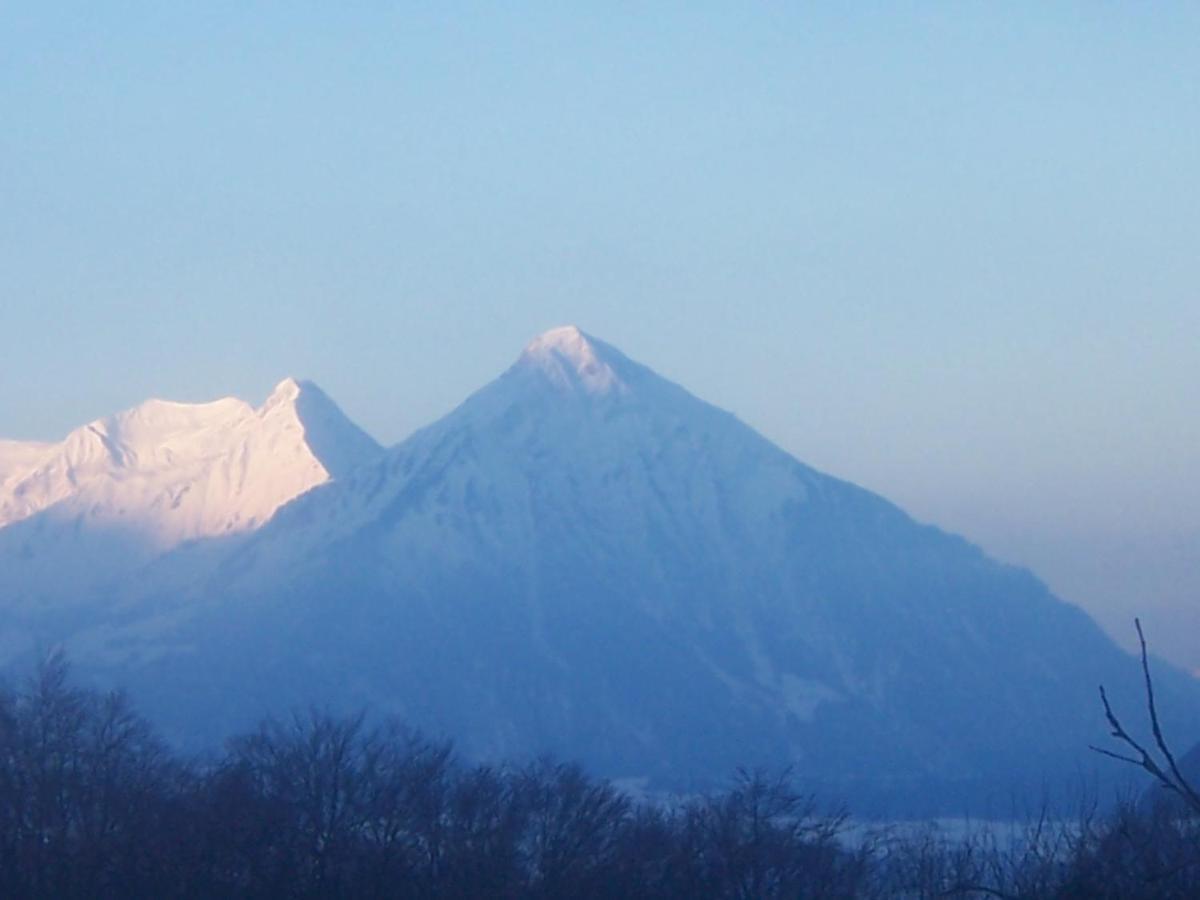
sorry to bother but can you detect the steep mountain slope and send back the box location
[0,378,381,610]
[69,327,1199,811]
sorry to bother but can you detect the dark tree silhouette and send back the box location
[0,648,1195,898]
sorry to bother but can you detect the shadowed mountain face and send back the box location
[3,328,1197,812]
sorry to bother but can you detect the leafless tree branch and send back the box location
[1135,618,1200,812]
[1092,619,1200,815]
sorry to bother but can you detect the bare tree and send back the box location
[1091,619,1200,816]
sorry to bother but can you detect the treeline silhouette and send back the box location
[0,654,1197,899]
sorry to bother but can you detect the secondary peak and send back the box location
[262,376,308,408]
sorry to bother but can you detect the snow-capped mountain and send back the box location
[0,378,381,609]
[3,328,1196,811]
[40,325,1191,812]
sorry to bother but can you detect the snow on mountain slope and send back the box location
[0,378,381,608]
[81,327,1200,812]
[0,440,57,519]
[216,325,809,577]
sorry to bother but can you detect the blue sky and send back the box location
[2,4,1198,665]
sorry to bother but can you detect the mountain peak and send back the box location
[284,380,382,480]
[262,376,306,409]
[0,377,382,556]
[524,324,589,352]
[517,326,626,395]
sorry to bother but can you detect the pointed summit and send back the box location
[516,326,632,396]
[522,324,593,358]
[286,380,382,479]
[434,327,701,439]
[254,377,380,478]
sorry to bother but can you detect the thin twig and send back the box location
[1089,745,1150,768]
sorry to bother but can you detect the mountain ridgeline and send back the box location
[1,327,1195,812]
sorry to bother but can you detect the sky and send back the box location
[2,4,1198,668]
